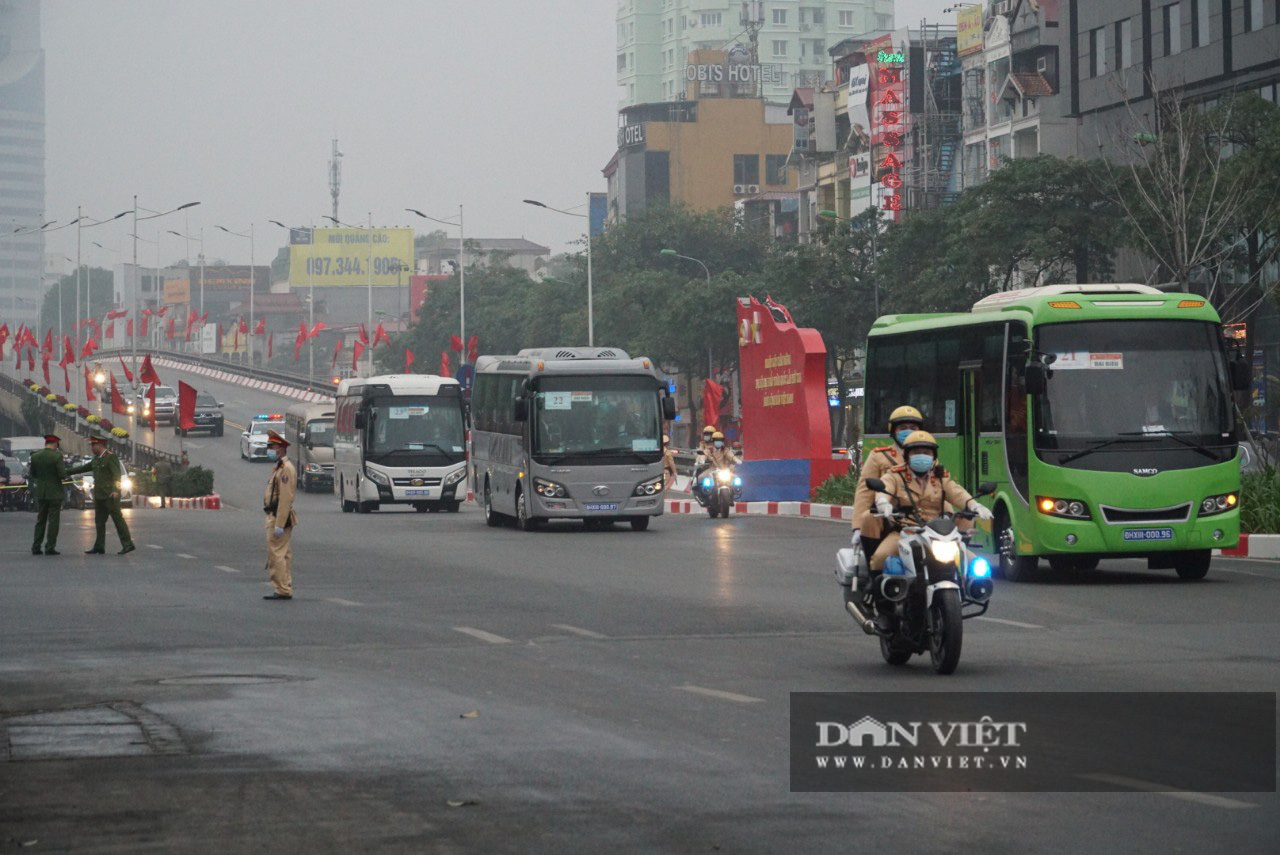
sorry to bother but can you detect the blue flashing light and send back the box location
[701,477,713,489]
[971,557,992,579]
[732,476,742,487]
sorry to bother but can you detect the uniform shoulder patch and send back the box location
[877,447,898,458]
[281,474,289,484]
[890,463,908,473]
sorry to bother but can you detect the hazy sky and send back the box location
[41,0,957,268]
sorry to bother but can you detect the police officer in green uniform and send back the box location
[68,433,136,555]
[29,434,69,555]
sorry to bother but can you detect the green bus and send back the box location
[862,284,1248,581]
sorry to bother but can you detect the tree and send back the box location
[39,267,114,338]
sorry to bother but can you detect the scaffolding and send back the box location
[903,21,963,211]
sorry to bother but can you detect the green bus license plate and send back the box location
[1123,528,1174,542]
[584,502,619,512]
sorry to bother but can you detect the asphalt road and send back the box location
[2,362,1277,852]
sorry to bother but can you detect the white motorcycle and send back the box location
[836,478,996,675]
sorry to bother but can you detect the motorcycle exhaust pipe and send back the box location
[844,598,877,635]
[879,575,910,602]
[966,577,993,603]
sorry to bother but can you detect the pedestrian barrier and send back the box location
[131,493,222,510]
[664,498,854,521]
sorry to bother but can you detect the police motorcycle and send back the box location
[836,477,996,675]
[694,464,742,518]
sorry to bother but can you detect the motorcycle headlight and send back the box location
[126,404,136,414]
[365,468,390,486]
[715,469,733,484]
[533,477,568,498]
[119,475,132,492]
[929,540,960,564]
[633,475,664,496]
[444,466,467,486]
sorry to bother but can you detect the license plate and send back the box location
[405,489,431,496]
[1123,528,1174,542]
[584,502,619,512]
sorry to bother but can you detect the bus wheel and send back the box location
[484,482,502,527]
[340,483,354,513]
[996,511,1039,582]
[630,516,650,532]
[515,489,539,532]
[1174,550,1211,580]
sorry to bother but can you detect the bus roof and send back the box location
[871,284,1222,336]
[336,374,460,398]
[475,347,662,379]
[285,402,336,420]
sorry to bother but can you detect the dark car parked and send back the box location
[176,392,225,436]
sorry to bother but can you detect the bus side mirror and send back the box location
[976,481,997,497]
[662,395,677,421]
[1024,362,1047,395]
[1230,357,1252,391]
[354,411,367,429]
[513,397,528,422]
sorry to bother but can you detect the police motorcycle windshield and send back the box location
[926,517,956,537]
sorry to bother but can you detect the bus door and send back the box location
[958,360,983,491]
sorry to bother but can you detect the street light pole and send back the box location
[405,206,467,367]
[523,196,594,346]
[168,227,206,353]
[215,223,255,366]
[133,200,199,379]
[660,248,714,376]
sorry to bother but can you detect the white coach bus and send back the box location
[471,347,676,531]
[334,374,468,513]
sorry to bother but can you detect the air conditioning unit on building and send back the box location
[733,184,747,194]
[994,0,1012,15]
[746,184,761,194]
[688,17,698,27]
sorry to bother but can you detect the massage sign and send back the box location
[871,46,907,220]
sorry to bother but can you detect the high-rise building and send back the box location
[617,0,895,107]
[0,0,45,327]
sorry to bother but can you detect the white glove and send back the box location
[875,495,894,517]
[971,503,993,521]
[851,529,861,548]
[273,526,285,538]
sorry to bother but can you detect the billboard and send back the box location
[196,265,269,292]
[957,6,984,56]
[288,227,414,287]
[162,278,190,305]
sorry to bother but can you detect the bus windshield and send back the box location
[306,419,334,448]
[1034,320,1233,450]
[531,375,662,463]
[367,395,465,460]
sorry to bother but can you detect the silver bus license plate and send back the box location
[1123,528,1174,542]
[585,502,619,512]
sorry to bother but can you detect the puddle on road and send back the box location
[1,700,187,761]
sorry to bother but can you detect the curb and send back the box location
[153,358,333,405]
[665,498,852,521]
[130,493,222,510]
[1217,532,1280,559]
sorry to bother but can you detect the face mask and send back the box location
[895,429,914,445]
[908,454,934,474]
[714,441,724,449]
[266,449,279,462]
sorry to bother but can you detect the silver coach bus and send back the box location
[471,347,677,531]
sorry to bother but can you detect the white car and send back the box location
[241,415,285,461]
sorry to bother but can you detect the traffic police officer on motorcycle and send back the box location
[869,431,993,572]
[850,406,925,558]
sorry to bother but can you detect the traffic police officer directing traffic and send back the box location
[28,433,68,555]
[68,432,136,555]
[262,430,298,600]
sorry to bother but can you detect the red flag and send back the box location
[42,328,53,355]
[84,365,97,402]
[449,334,463,353]
[372,322,391,348]
[0,323,7,361]
[358,324,370,345]
[118,354,134,383]
[200,311,208,326]
[467,334,479,364]
[63,362,71,393]
[140,315,148,337]
[60,336,75,367]
[307,321,327,338]
[155,305,169,317]
[702,379,725,430]
[178,380,197,432]
[352,338,365,370]
[166,316,176,340]
[268,331,274,359]
[106,309,128,320]
[42,351,51,385]
[140,353,161,386]
[27,345,35,371]
[440,351,451,376]
[110,373,128,416]
[127,318,134,338]
[254,317,265,335]
[147,383,157,432]
[238,317,249,335]
[79,338,98,360]
[232,324,240,353]
[404,348,415,373]
[293,324,306,362]
[331,339,343,370]
[106,319,115,338]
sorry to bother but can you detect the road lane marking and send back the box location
[146,544,164,550]
[973,616,1044,630]
[214,565,240,574]
[1078,774,1257,809]
[676,685,765,704]
[226,421,246,430]
[550,623,608,639]
[453,626,513,645]
[325,598,363,607]
[176,553,196,560]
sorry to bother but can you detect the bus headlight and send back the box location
[443,467,467,486]
[365,468,390,486]
[929,540,960,565]
[534,477,568,498]
[633,476,664,496]
[1199,492,1238,516]
[1036,496,1091,519]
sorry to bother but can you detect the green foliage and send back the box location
[811,470,859,505]
[20,395,53,435]
[1240,469,1280,534]
[172,465,215,497]
[39,267,115,339]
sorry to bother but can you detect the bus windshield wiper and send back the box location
[1118,431,1220,462]
[1058,437,1151,465]
[381,444,455,456]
